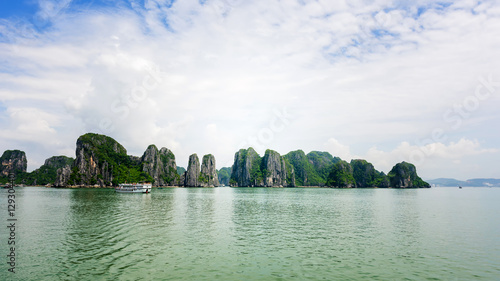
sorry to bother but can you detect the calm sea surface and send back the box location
[1,187,499,280]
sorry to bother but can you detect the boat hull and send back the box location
[115,189,150,193]
[115,183,152,193]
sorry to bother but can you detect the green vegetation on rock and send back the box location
[326,160,356,188]
[68,133,152,186]
[0,133,431,189]
[177,166,186,176]
[307,151,341,181]
[283,150,338,186]
[284,150,316,186]
[248,149,263,186]
[21,156,74,186]
[217,167,231,186]
[231,148,294,187]
[0,150,27,184]
[387,162,430,188]
[158,147,180,186]
[350,159,389,188]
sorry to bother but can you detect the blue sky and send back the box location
[0,0,499,180]
[0,1,37,19]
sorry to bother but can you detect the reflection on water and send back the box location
[0,187,499,280]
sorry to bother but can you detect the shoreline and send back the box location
[8,185,435,189]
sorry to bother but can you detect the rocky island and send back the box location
[1,150,27,178]
[1,132,430,188]
[230,148,295,187]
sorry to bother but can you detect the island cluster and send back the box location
[1,133,430,188]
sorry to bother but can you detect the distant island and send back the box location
[426,178,500,187]
[1,133,430,188]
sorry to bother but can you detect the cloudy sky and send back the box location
[1,0,499,180]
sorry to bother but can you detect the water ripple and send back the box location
[2,187,500,280]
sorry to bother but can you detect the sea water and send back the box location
[1,187,499,280]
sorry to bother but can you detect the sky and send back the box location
[0,0,499,180]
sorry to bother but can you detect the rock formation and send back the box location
[159,148,180,186]
[324,160,429,188]
[306,151,341,184]
[199,154,219,187]
[45,156,74,169]
[387,162,430,188]
[54,166,72,187]
[141,145,179,186]
[180,153,220,187]
[56,133,154,187]
[230,148,263,187]
[262,150,295,187]
[9,132,430,189]
[326,160,356,188]
[0,150,27,177]
[217,167,231,186]
[283,150,338,186]
[230,148,295,187]
[180,172,186,186]
[177,166,186,176]
[69,133,127,187]
[141,145,163,185]
[184,154,200,187]
[25,156,74,186]
[283,150,308,186]
[350,159,389,188]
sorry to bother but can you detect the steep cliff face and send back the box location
[230,148,263,187]
[180,172,186,187]
[141,145,163,186]
[350,159,389,188]
[285,150,336,186]
[262,150,281,187]
[24,156,74,186]
[284,150,309,186]
[71,133,125,186]
[141,145,180,186]
[10,133,430,189]
[199,154,219,187]
[54,166,72,187]
[159,148,180,186]
[0,150,27,177]
[283,157,296,187]
[184,154,200,187]
[43,156,74,169]
[230,148,295,187]
[262,150,295,187]
[326,160,355,188]
[61,133,152,187]
[388,162,430,188]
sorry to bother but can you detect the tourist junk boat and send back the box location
[115,183,152,193]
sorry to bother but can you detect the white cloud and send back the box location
[0,0,499,179]
[5,107,57,136]
[325,138,353,161]
[322,137,498,179]
[363,138,499,178]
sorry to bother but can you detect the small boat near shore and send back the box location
[115,183,152,193]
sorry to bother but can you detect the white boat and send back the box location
[115,183,152,193]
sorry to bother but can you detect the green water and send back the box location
[1,187,499,280]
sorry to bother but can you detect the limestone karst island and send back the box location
[1,133,430,189]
